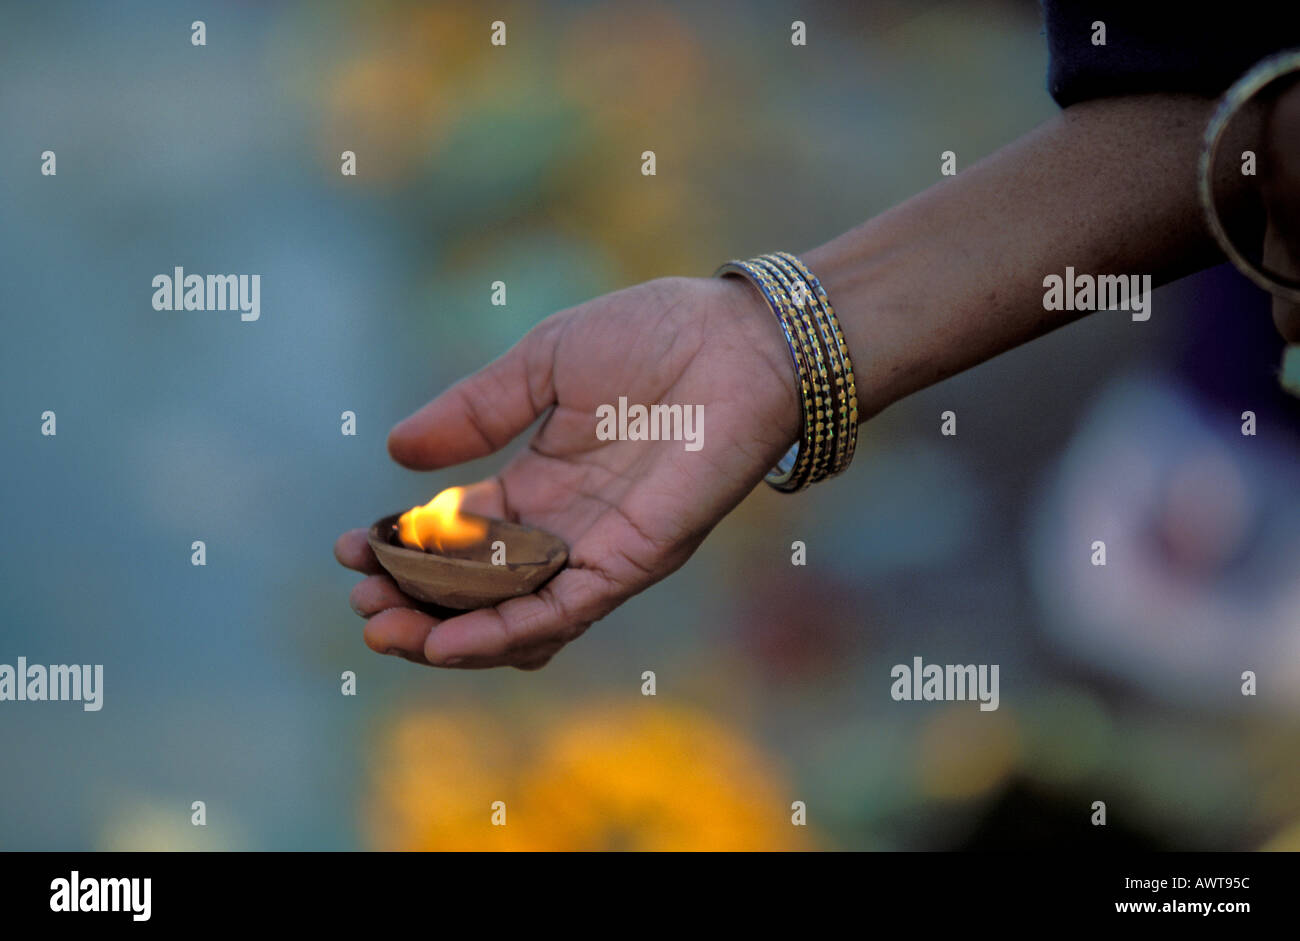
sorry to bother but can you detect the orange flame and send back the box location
[396,486,488,552]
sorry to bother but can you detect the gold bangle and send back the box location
[716,258,819,490]
[752,255,837,484]
[715,252,860,491]
[768,251,860,477]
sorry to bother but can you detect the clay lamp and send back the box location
[368,486,567,612]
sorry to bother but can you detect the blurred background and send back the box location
[2,0,1298,851]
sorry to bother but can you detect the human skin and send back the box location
[1264,82,1300,338]
[335,90,1300,670]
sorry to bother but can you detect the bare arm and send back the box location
[807,94,1226,420]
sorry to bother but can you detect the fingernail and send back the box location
[442,657,464,667]
[350,596,365,616]
[383,647,405,658]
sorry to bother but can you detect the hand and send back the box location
[334,275,801,670]
[1264,81,1300,342]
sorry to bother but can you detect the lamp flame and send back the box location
[396,486,488,552]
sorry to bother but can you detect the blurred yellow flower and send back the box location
[365,701,807,851]
[364,709,531,851]
[519,702,802,851]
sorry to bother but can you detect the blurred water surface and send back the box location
[1,0,1297,850]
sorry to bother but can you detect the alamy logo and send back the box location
[1042,266,1151,321]
[890,656,999,711]
[0,657,103,711]
[595,396,703,451]
[152,267,260,321]
[50,871,150,922]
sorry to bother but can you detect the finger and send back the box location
[335,528,384,574]
[365,604,559,670]
[363,607,440,663]
[388,319,561,471]
[1263,219,1300,340]
[423,567,616,665]
[1274,298,1300,342]
[434,639,566,671]
[456,477,508,518]
[511,642,564,671]
[349,574,412,617]
[1265,225,1300,340]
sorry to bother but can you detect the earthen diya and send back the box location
[367,488,567,611]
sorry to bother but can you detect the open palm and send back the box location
[335,275,800,669]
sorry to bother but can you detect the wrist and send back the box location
[710,274,803,448]
[712,253,861,490]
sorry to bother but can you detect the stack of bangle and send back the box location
[715,251,859,492]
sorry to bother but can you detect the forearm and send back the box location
[804,94,1228,419]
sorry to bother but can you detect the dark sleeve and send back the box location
[1043,1,1300,107]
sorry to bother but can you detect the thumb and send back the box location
[388,318,561,470]
[1266,233,1300,342]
